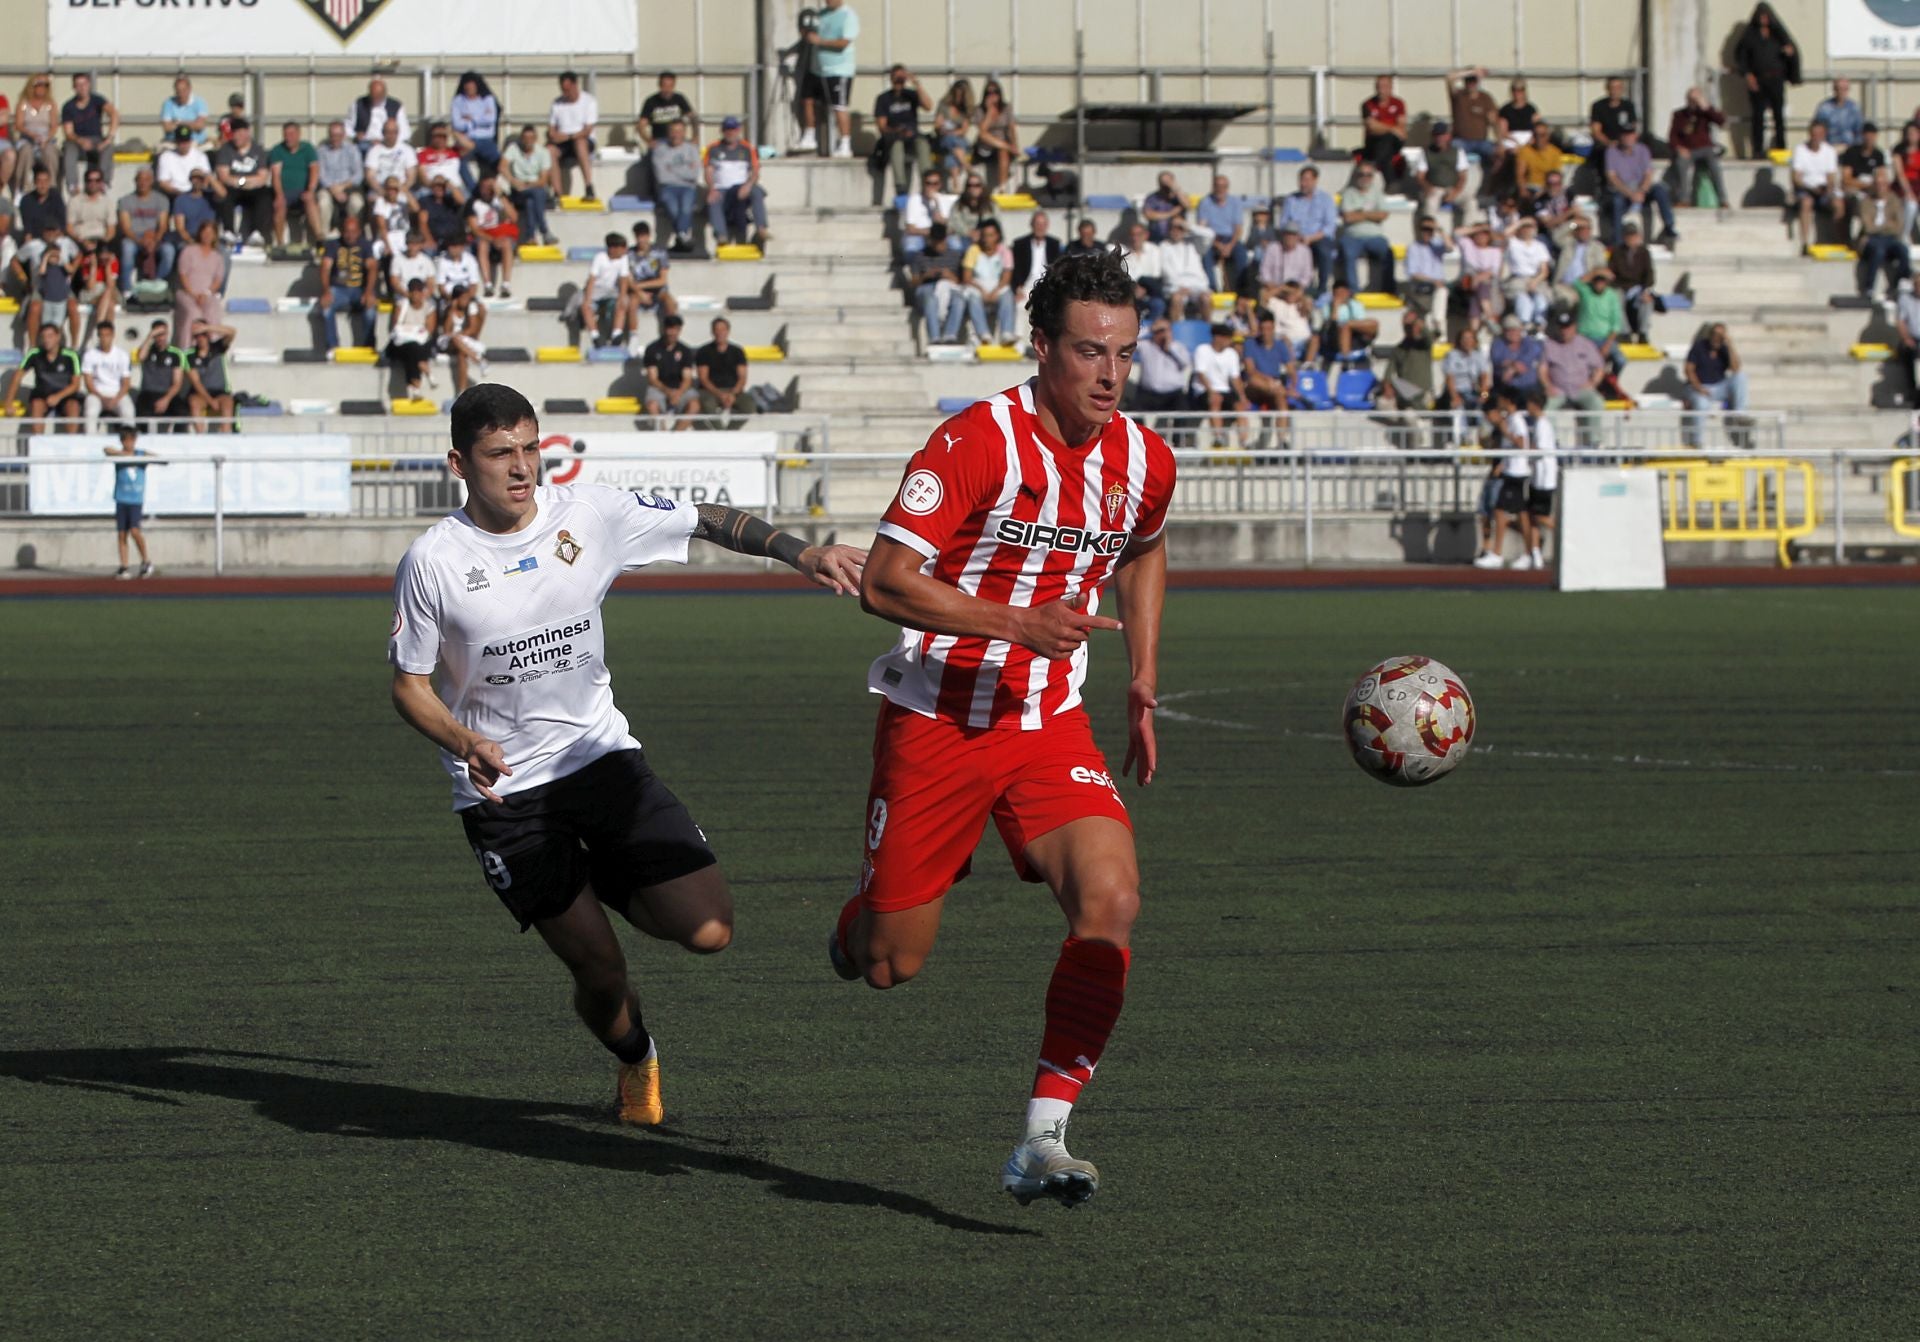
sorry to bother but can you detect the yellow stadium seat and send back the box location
[993,192,1039,211]
[560,195,608,212]
[3,399,23,416]
[1618,343,1662,361]
[740,344,785,361]
[517,244,564,262]
[331,347,378,364]
[976,343,1024,361]
[1356,291,1404,310]
[596,397,642,414]
[1390,243,1406,260]
[1850,342,1893,361]
[1603,398,1636,410]
[0,297,18,314]
[391,398,438,415]
[377,300,393,314]
[113,150,152,164]
[1806,243,1857,261]
[716,243,764,261]
[536,346,584,363]
[1431,341,1452,358]
[1211,292,1236,309]
[1767,147,1791,166]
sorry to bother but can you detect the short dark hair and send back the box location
[1025,246,1136,341]
[115,423,138,440]
[450,384,537,455]
[228,116,249,132]
[606,231,627,248]
[560,70,579,84]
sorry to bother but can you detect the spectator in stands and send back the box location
[1497,77,1538,158]
[1011,209,1062,316]
[1194,174,1244,292]
[1158,217,1212,320]
[1419,121,1469,222]
[1854,168,1909,298]
[1271,283,1318,363]
[642,312,699,426]
[1487,192,1524,243]
[1338,160,1393,292]
[17,163,64,256]
[1317,278,1377,362]
[1065,217,1102,257]
[948,172,993,247]
[387,229,435,304]
[384,280,437,399]
[133,319,186,430]
[1278,166,1338,294]
[1668,86,1731,218]
[68,165,115,246]
[1554,214,1604,288]
[1514,122,1559,202]
[580,232,630,347]
[1896,123,1920,238]
[72,238,118,345]
[418,123,466,205]
[1501,216,1552,331]
[1608,219,1656,341]
[59,73,117,194]
[696,315,751,421]
[1244,204,1276,254]
[269,122,321,247]
[958,218,1017,344]
[1896,282,1920,404]
[154,128,210,203]
[0,88,14,199]
[905,221,962,345]
[370,177,413,262]
[434,234,482,303]
[184,318,236,429]
[638,71,696,151]
[798,0,859,159]
[1587,76,1639,185]
[704,116,769,250]
[1241,309,1294,414]
[1734,4,1798,155]
[418,178,466,251]
[1359,74,1407,176]
[899,167,948,255]
[349,76,407,153]
[873,65,933,197]
[1399,215,1451,328]
[1791,119,1843,253]
[21,227,78,345]
[1193,323,1249,446]
[1572,262,1627,374]
[172,218,226,348]
[1128,318,1194,419]
[1374,309,1435,413]
[549,72,599,200]
[1683,323,1749,442]
[1813,78,1862,149]
[1258,221,1315,301]
[650,117,702,253]
[365,118,421,197]
[449,72,502,194]
[318,214,376,351]
[1454,217,1504,330]
[315,121,365,235]
[168,169,218,254]
[1445,68,1501,170]
[503,124,559,247]
[1123,220,1166,322]
[620,220,675,338]
[214,119,273,246]
[161,75,210,147]
[14,75,59,194]
[7,322,80,431]
[972,79,1018,190]
[1530,170,1584,249]
[81,320,132,428]
[1438,322,1490,412]
[1488,313,1543,400]
[1840,121,1887,210]
[1604,123,1675,247]
[467,174,518,298]
[931,80,974,192]
[217,92,246,145]
[116,169,171,295]
[1541,310,1607,431]
[1142,171,1186,242]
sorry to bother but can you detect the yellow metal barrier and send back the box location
[1633,457,1818,567]
[1892,459,1920,538]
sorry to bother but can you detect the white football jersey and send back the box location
[389,483,697,808]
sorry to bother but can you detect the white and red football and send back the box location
[1342,656,1476,787]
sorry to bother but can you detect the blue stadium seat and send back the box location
[1662,293,1694,310]
[1084,194,1130,211]
[566,245,601,262]
[1270,147,1307,163]
[894,194,909,212]
[227,297,272,315]
[237,401,284,417]
[1170,319,1211,355]
[936,396,979,414]
[608,194,654,212]
[1291,368,1334,411]
[1334,368,1377,410]
[586,346,627,363]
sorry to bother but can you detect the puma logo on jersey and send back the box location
[995,517,1129,554]
[942,431,962,453]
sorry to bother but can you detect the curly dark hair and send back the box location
[1025,245,1136,342]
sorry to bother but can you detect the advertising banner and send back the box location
[27,434,354,516]
[537,431,776,510]
[1828,0,1920,58]
[50,0,636,59]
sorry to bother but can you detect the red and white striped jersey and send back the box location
[868,380,1177,730]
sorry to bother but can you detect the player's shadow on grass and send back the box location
[0,1045,1034,1239]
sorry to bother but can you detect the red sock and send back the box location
[1031,937,1131,1104]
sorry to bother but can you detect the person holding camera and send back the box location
[873,65,932,195]
[796,0,859,158]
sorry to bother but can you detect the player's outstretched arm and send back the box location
[1114,534,1167,785]
[391,668,511,802]
[690,502,866,594]
[861,536,1123,661]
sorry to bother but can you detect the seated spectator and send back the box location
[971,79,1019,190]
[60,73,117,193]
[503,123,558,247]
[1194,174,1245,292]
[905,221,963,344]
[1572,263,1627,374]
[1553,215,1605,287]
[385,280,438,399]
[81,320,132,428]
[269,121,322,246]
[1488,312,1544,399]
[1813,77,1863,149]
[1258,222,1316,299]
[440,285,489,390]
[1241,309,1294,411]
[549,71,599,200]
[1193,323,1249,446]
[1502,216,1553,330]
[1359,74,1407,175]
[1129,318,1195,420]
[1445,67,1502,169]
[1791,120,1843,252]
[5,322,81,431]
[1064,216,1102,257]
[168,169,219,253]
[1419,121,1470,221]
[1338,161,1394,292]
[172,218,226,350]
[1141,171,1186,241]
[370,177,414,261]
[649,117,702,252]
[315,121,365,234]
[1897,281,1920,407]
[959,218,1017,344]
[1683,322,1749,445]
[184,318,237,430]
[1605,123,1675,246]
[1541,311,1607,431]
[579,232,630,346]
[449,72,502,193]
[1840,120,1887,209]
[155,127,209,201]
[467,175,518,298]
[434,233,482,300]
[1223,292,1260,338]
[1270,282,1319,363]
[1608,220,1656,340]
[1514,122,1560,201]
[216,92,247,145]
[1158,217,1212,320]
[1245,204,1277,252]
[1530,170,1584,247]
[1897,124,1920,239]
[873,65,933,196]
[1438,322,1491,411]
[133,319,187,430]
[704,117,768,249]
[1587,75,1640,184]
[18,163,65,244]
[1453,218,1504,329]
[1399,215,1451,327]
[620,220,675,339]
[68,165,116,245]
[14,74,60,193]
[1375,309,1436,413]
[349,76,408,153]
[1487,192,1524,243]
[638,71,697,152]
[318,214,377,351]
[0,192,14,280]
[1854,168,1909,298]
[947,172,993,247]
[0,88,14,198]
[1123,220,1166,322]
[1316,279,1378,362]
[931,79,974,192]
[387,229,436,304]
[418,178,466,251]
[214,119,274,245]
[899,168,949,255]
[417,123,466,205]
[1668,87,1730,217]
[1010,210,1062,317]
[364,118,420,197]
[695,315,751,422]
[642,312,699,426]
[160,74,210,147]
[72,237,118,345]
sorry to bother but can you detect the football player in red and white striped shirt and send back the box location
[830,247,1176,1208]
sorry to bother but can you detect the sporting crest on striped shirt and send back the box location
[1104,481,1127,525]
[302,0,387,43]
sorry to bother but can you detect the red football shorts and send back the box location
[857,700,1132,913]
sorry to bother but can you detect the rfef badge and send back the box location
[554,529,584,566]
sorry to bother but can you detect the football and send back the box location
[1342,656,1476,787]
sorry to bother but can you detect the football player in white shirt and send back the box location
[390,384,864,1125]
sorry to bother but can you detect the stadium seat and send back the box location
[1356,292,1404,310]
[893,194,909,212]
[391,398,438,415]
[740,344,785,361]
[276,297,314,314]
[376,300,394,314]
[339,399,387,415]
[287,398,334,415]
[993,192,1039,211]
[596,396,641,414]
[716,244,764,261]
[586,346,628,363]
[607,195,654,212]
[560,195,608,212]
[527,296,566,313]
[1767,147,1791,165]
[566,245,601,262]
[536,346,583,363]
[518,244,564,262]
[936,396,979,414]
[237,401,284,417]
[727,278,777,311]
[232,348,280,364]
[543,397,592,414]
[112,149,151,163]
[1390,243,1406,260]
[1829,294,1874,309]
[678,294,722,312]
[926,344,972,362]
[490,347,532,362]
[977,343,1023,361]
[1170,319,1212,354]
[1807,243,1857,261]
[1270,147,1307,163]
[1211,292,1235,309]
[1291,369,1334,411]
[1618,344,1662,361]
[227,297,271,315]
[0,297,19,315]
[1334,368,1376,410]
[1084,194,1130,211]
[331,347,378,364]
[1850,343,1893,360]
[1662,293,1694,310]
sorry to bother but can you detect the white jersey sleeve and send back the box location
[586,484,699,570]
[389,540,444,674]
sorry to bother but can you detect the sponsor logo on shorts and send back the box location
[1069,765,1120,794]
[898,469,943,516]
[867,798,888,850]
[465,566,490,592]
[485,674,515,685]
[995,517,1129,555]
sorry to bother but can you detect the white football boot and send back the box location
[1001,1116,1100,1208]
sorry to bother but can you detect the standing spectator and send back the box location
[417,123,466,205]
[1192,323,1249,447]
[1123,220,1166,322]
[1258,222,1316,299]
[502,123,558,247]
[1419,121,1470,221]
[14,75,60,193]
[1064,216,1102,257]
[1683,323,1749,445]
[448,72,502,194]
[1128,318,1195,419]
[641,312,699,426]
[649,117,702,253]
[1438,322,1491,412]
[183,318,237,430]
[798,0,859,158]
[72,238,118,345]
[1157,217,1212,320]
[1572,263,1627,374]
[931,80,974,191]
[619,220,675,337]
[1897,281,1920,405]
[704,117,769,250]
[6,323,81,430]
[1474,390,1537,568]
[348,76,408,153]
[154,127,210,201]
[695,315,751,421]
[1141,171,1187,241]
[68,166,116,244]
[1608,220,1657,340]
[268,122,322,246]
[972,80,1019,190]
[214,120,274,246]
[60,73,118,193]
[1604,124,1676,246]
[1790,120,1843,253]
[1540,311,1607,437]
[1496,77,1539,159]
[364,118,421,197]
[467,174,518,298]
[1488,313,1544,400]
[1734,3,1798,156]
[1853,168,1909,298]
[104,422,156,577]
[314,121,365,234]
[171,219,226,346]
[1502,216,1553,330]
[1401,215,1452,328]
[1521,390,1558,570]
[1813,77,1863,149]
[873,65,932,196]
[133,318,186,431]
[1194,174,1245,292]
[958,218,1017,344]
[1338,161,1394,292]
[1359,74,1408,175]
[1514,122,1561,202]
[317,214,376,351]
[1445,68,1502,170]
[904,221,963,344]
[384,281,437,399]
[1010,209,1062,314]
[898,167,948,255]
[1587,76,1640,186]
[160,75,210,147]
[578,232,629,346]
[80,320,132,429]
[548,72,600,199]
[1453,218,1504,329]
[638,71,696,149]
[1668,87,1731,217]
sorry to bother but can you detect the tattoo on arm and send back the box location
[692,503,808,568]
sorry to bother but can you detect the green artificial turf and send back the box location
[2,589,1915,1340]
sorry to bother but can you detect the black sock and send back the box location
[603,992,651,1064]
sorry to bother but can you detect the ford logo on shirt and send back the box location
[485,674,516,685]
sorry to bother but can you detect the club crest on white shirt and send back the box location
[554,529,584,566]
